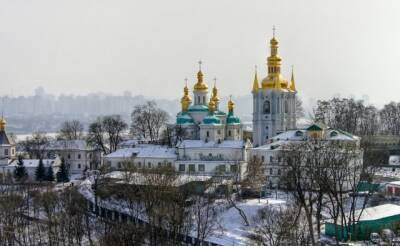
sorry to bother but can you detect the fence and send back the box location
[86,200,223,246]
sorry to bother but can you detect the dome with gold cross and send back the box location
[193,61,209,92]
[261,30,290,91]
[180,79,192,112]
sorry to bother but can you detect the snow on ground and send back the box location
[77,177,288,246]
[209,198,286,246]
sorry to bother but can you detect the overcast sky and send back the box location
[0,0,399,107]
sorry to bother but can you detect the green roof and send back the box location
[215,110,226,116]
[188,105,209,112]
[227,112,240,124]
[176,112,194,124]
[307,123,327,131]
[202,114,221,124]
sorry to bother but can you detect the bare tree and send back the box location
[314,97,378,136]
[130,101,169,142]
[58,120,84,140]
[248,205,310,246]
[380,102,400,135]
[19,132,50,159]
[295,95,305,120]
[86,115,128,154]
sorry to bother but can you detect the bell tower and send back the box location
[252,29,297,147]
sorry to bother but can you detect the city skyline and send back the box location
[0,0,399,108]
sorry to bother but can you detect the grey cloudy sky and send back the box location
[0,0,399,107]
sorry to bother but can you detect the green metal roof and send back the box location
[188,105,208,112]
[202,114,221,124]
[226,112,240,124]
[176,112,194,124]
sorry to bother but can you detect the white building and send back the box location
[4,157,61,181]
[250,123,361,188]
[175,140,250,178]
[45,140,102,174]
[104,144,176,170]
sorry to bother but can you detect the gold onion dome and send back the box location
[193,61,209,92]
[228,96,235,113]
[208,99,216,113]
[211,78,220,104]
[261,28,290,91]
[181,79,192,112]
[0,117,6,131]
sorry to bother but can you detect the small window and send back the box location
[270,156,273,162]
[158,162,162,167]
[4,149,8,156]
[261,156,265,162]
[11,149,15,155]
[78,154,81,159]
[277,169,281,175]
[67,154,71,159]
[330,131,338,137]
[228,130,231,137]
[189,164,195,173]
[148,162,151,168]
[230,164,238,173]
[179,164,185,172]
[206,131,210,137]
[78,164,81,169]
[217,130,221,135]
[263,100,271,114]
[209,153,212,157]
[138,162,141,168]
[218,165,226,173]
[198,164,205,172]
[270,168,273,175]
[203,96,206,104]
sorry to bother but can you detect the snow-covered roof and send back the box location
[387,181,400,186]
[358,204,400,221]
[177,140,245,149]
[118,139,138,148]
[389,155,400,165]
[105,171,212,186]
[8,159,57,167]
[105,145,176,159]
[48,140,95,151]
[270,128,358,142]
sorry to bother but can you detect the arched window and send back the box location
[206,131,210,137]
[228,130,231,137]
[284,100,289,113]
[263,100,271,114]
[198,96,200,104]
[203,96,205,104]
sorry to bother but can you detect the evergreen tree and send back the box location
[35,158,46,182]
[56,158,70,183]
[14,156,27,181]
[46,165,55,182]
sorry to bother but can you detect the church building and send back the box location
[252,33,297,147]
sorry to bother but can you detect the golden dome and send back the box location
[270,37,278,46]
[208,99,216,113]
[193,70,209,92]
[228,96,235,113]
[211,80,220,104]
[181,80,192,112]
[0,117,6,131]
